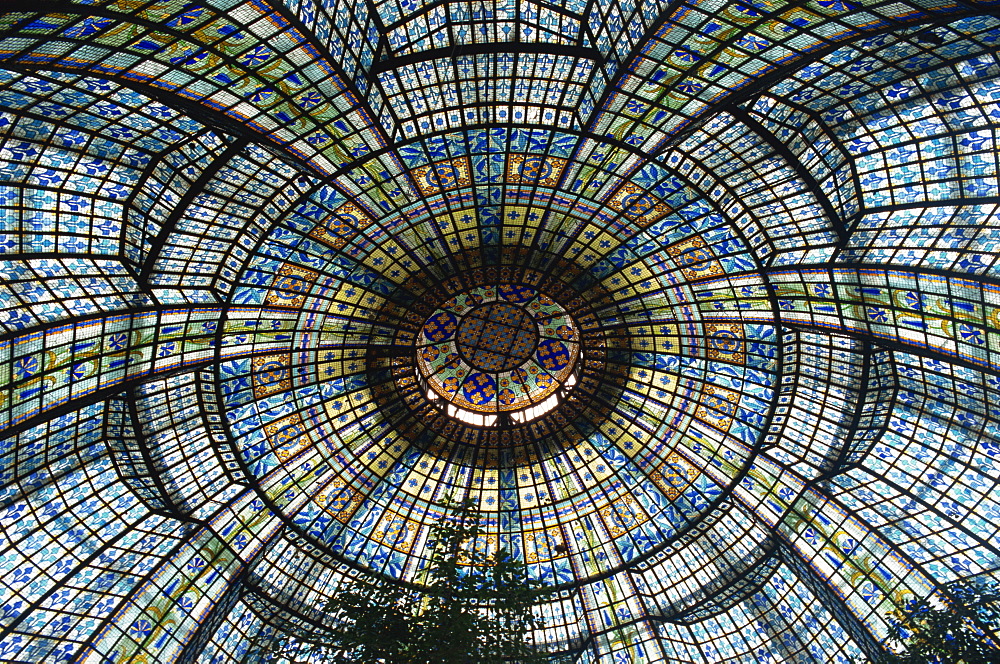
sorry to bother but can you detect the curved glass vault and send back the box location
[1,1,1000,662]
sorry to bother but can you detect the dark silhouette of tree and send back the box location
[268,498,548,664]
[859,578,1000,664]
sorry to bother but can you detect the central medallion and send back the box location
[416,284,580,417]
[456,302,539,372]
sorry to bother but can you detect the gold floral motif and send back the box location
[666,236,724,281]
[252,354,291,398]
[411,157,472,195]
[705,322,745,363]
[695,385,739,431]
[264,262,319,308]
[375,512,419,553]
[317,478,365,524]
[650,453,697,499]
[506,154,567,187]
[600,494,648,538]
[523,526,569,562]
[264,412,311,463]
[607,182,671,227]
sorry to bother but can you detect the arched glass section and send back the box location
[0,3,999,664]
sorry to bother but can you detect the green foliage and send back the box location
[859,579,1000,664]
[268,498,548,664]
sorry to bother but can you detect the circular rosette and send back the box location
[419,346,440,363]
[534,372,555,390]
[461,372,498,409]
[416,284,581,415]
[421,311,458,343]
[535,339,571,373]
[554,324,574,340]
[440,376,460,398]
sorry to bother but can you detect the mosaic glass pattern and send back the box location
[457,302,538,373]
[1,2,1000,664]
[418,284,579,413]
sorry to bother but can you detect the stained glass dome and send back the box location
[1,1,999,663]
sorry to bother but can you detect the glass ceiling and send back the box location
[0,1,999,662]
